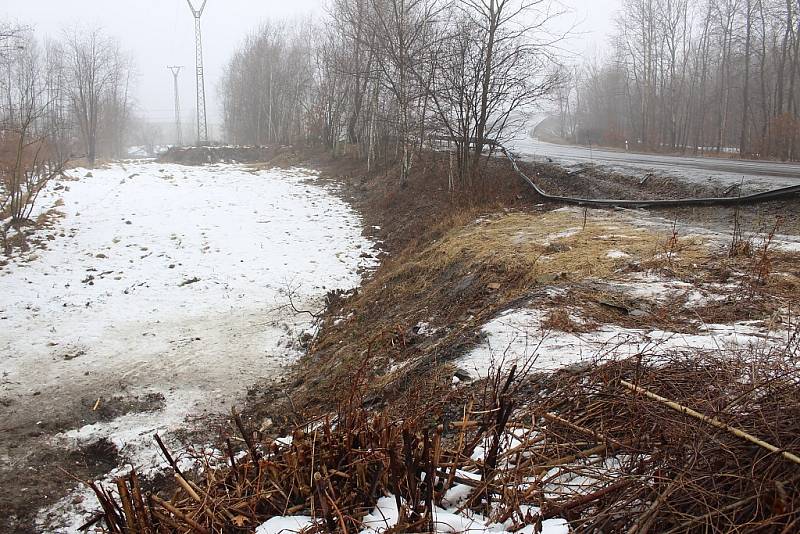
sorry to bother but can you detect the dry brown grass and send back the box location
[248,148,800,445]
[397,207,710,292]
[85,347,800,534]
[297,198,800,417]
[541,308,590,333]
[295,206,724,410]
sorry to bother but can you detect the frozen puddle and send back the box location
[0,162,375,531]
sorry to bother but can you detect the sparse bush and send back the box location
[0,27,68,255]
[0,114,66,256]
[0,132,63,222]
[751,217,782,287]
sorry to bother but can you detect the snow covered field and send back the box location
[0,161,375,531]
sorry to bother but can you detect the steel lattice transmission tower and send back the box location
[186,0,209,145]
[167,66,184,146]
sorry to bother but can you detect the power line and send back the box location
[167,65,184,146]
[185,0,209,145]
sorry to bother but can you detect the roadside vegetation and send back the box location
[219,0,567,187]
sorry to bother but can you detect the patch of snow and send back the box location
[774,238,800,253]
[551,206,583,214]
[387,358,412,375]
[414,321,437,336]
[606,250,630,259]
[519,519,570,534]
[3,163,375,403]
[682,289,731,308]
[361,495,402,532]
[609,273,695,302]
[275,435,294,448]
[458,308,780,380]
[126,146,150,157]
[441,480,473,508]
[256,515,316,534]
[546,227,581,240]
[357,494,568,533]
[4,162,376,531]
[542,456,627,500]
[542,287,568,298]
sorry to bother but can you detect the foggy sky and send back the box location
[4,0,620,126]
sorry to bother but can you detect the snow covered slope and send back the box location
[0,162,375,530]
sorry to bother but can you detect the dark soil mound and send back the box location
[158,145,279,165]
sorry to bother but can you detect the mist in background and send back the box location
[4,0,619,126]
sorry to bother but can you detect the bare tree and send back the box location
[63,27,132,165]
[0,28,67,253]
[366,0,439,185]
[561,0,800,161]
[219,21,316,146]
[218,0,567,190]
[445,0,566,180]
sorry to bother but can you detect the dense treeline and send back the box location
[219,0,566,186]
[561,0,800,160]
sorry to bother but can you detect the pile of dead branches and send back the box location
[512,344,800,532]
[79,368,538,533]
[78,341,800,533]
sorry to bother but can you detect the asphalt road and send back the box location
[510,138,800,191]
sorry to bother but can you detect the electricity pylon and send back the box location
[167,66,183,146]
[186,0,209,145]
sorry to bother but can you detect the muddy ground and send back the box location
[0,393,172,533]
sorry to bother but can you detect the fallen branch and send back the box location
[619,379,800,466]
[542,478,633,519]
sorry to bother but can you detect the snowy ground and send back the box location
[257,497,568,534]
[255,432,570,534]
[510,137,800,194]
[0,161,375,531]
[458,306,782,381]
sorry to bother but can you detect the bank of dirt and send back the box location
[228,148,800,532]
[7,145,800,532]
[240,147,800,425]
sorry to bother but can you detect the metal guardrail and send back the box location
[498,146,800,208]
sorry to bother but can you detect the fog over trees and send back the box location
[219,0,567,186]
[1,22,133,250]
[561,0,800,161]
[9,0,800,176]
[1,23,134,165]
